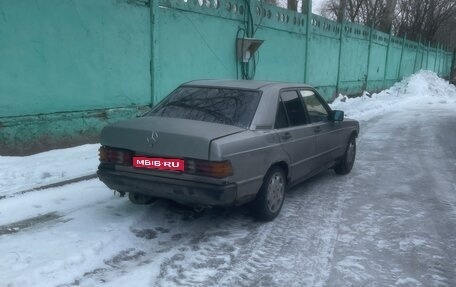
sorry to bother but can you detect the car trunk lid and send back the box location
[100,116,245,160]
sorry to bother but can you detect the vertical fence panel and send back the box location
[306,15,341,100]
[382,33,392,89]
[253,4,307,83]
[336,20,345,96]
[368,30,389,91]
[337,23,371,95]
[397,35,405,80]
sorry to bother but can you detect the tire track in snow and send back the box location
[0,174,97,201]
[3,167,364,287]
[327,109,456,286]
[57,248,147,287]
[153,208,255,286]
[0,212,63,236]
[224,175,351,287]
[58,203,252,287]
[151,172,352,287]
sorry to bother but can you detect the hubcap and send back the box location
[266,172,285,213]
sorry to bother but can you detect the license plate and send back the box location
[133,157,184,171]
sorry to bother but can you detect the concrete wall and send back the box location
[0,0,453,154]
[153,0,453,99]
[0,0,150,154]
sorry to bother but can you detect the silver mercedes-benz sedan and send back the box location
[97,80,359,220]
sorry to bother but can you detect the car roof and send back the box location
[183,79,313,90]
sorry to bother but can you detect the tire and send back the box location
[334,135,356,175]
[128,192,156,205]
[252,167,286,221]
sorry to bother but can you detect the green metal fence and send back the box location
[152,0,453,101]
[0,0,454,154]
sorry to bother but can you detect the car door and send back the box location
[274,90,316,182]
[299,89,344,168]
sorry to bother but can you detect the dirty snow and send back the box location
[0,70,455,287]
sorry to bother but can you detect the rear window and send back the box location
[147,86,261,129]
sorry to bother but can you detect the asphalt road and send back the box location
[1,104,455,287]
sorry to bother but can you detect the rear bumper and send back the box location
[97,168,237,206]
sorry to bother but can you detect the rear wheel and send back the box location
[252,167,286,221]
[128,192,156,205]
[334,135,356,175]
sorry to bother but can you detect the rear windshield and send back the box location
[147,86,261,129]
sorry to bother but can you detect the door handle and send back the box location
[314,126,321,133]
[281,132,292,140]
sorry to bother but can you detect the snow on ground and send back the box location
[0,70,455,287]
[0,144,99,197]
[330,70,456,121]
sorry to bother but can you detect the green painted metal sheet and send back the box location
[0,0,151,118]
[0,0,453,154]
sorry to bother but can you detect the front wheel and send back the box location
[334,135,356,175]
[252,167,286,221]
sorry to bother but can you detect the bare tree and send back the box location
[337,0,348,21]
[434,16,456,50]
[378,0,397,32]
[263,0,278,6]
[288,0,298,11]
[319,0,456,48]
[320,0,386,26]
[394,0,456,44]
[302,0,311,14]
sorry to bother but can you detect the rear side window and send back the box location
[275,99,289,129]
[300,90,329,122]
[280,91,308,126]
[148,87,261,129]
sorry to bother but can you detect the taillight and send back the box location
[99,146,133,165]
[185,159,233,178]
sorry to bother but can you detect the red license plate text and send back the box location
[133,157,184,171]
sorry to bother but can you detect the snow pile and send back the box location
[0,144,99,197]
[330,70,456,121]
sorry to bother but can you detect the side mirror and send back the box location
[330,110,344,122]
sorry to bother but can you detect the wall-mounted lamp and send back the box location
[236,38,264,63]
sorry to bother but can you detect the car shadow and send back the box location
[133,169,340,225]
